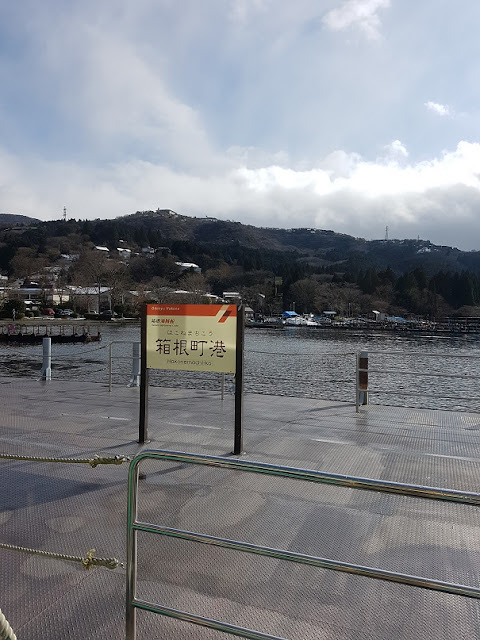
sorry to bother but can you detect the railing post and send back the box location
[40,337,52,381]
[128,342,141,388]
[108,342,113,392]
[356,350,368,411]
[221,372,225,401]
[355,352,359,413]
[126,458,139,640]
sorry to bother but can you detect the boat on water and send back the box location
[246,320,285,329]
[246,315,285,329]
[284,315,319,327]
[247,312,320,328]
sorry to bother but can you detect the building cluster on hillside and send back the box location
[0,279,116,314]
[0,274,233,318]
[0,238,205,316]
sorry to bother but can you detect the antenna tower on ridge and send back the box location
[63,206,67,221]
[385,225,389,241]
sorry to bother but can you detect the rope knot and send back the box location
[81,549,121,570]
[82,548,96,570]
[88,454,130,467]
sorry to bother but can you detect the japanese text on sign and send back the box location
[146,304,237,373]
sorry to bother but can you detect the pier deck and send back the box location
[1,377,479,639]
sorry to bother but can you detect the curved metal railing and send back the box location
[126,449,480,639]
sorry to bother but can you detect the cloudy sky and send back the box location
[1,0,480,249]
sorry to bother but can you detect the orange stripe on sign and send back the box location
[218,309,232,323]
[147,304,237,317]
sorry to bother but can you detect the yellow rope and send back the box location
[0,542,122,570]
[0,607,17,640]
[0,453,130,467]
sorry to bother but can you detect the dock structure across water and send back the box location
[1,377,480,639]
[0,322,101,343]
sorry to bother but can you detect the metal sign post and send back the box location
[233,304,245,455]
[138,306,149,443]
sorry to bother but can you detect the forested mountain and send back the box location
[0,213,40,225]
[1,209,480,318]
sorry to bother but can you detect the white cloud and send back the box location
[229,0,271,24]
[2,1,480,252]
[322,0,391,40]
[3,141,480,250]
[37,22,220,173]
[385,140,409,160]
[425,101,451,117]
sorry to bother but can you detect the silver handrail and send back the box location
[108,341,140,391]
[366,350,480,358]
[355,350,480,410]
[126,449,480,639]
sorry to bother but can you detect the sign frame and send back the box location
[145,303,238,373]
[138,303,244,454]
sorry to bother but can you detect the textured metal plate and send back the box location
[1,378,480,639]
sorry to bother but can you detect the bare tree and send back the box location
[177,273,208,303]
[70,250,110,311]
[288,279,320,314]
[103,260,131,313]
[148,277,174,303]
[9,247,47,280]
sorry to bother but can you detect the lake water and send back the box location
[2,323,480,412]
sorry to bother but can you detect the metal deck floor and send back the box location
[1,377,479,639]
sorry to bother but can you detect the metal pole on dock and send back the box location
[128,342,141,388]
[40,337,52,381]
[233,304,245,455]
[356,350,368,412]
[139,306,149,444]
[108,342,113,392]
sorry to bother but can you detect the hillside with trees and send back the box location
[1,209,480,319]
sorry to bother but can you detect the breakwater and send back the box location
[0,321,101,343]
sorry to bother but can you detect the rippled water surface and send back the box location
[2,323,480,412]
